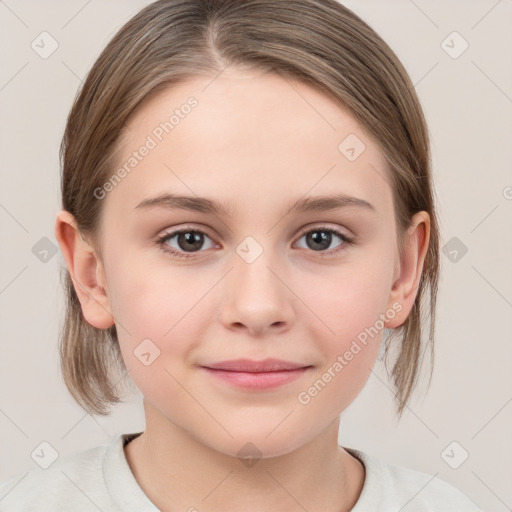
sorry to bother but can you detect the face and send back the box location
[92,68,404,457]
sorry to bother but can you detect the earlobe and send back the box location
[54,210,114,329]
[385,211,430,329]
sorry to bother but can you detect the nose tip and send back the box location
[219,261,294,336]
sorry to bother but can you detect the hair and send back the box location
[58,0,439,418]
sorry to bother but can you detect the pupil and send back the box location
[308,230,330,250]
[179,232,202,251]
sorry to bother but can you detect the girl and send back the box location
[0,0,483,510]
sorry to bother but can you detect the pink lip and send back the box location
[202,358,309,372]
[199,359,312,390]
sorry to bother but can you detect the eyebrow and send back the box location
[135,193,375,217]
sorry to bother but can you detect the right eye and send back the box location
[156,226,217,259]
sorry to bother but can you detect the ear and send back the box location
[55,210,114,329]
[385,211,430,328]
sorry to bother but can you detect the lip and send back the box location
[199,359,312,390]
[202,358,310,372]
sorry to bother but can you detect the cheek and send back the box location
[300,249,395,343]
[295,344,377,420]
[106,242,204,330]
[293,248,395,405]
[108,253,217,370]
[298,281,383,403]
[292,259,394,412]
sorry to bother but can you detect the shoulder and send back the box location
[346,448,483,512]
[0,438,112,511]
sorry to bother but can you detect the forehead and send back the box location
[107,68,392,218]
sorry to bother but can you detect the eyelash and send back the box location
[155,224,355,260]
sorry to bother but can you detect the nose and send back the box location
[219,254,295,337]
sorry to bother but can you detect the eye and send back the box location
[156,224,354,260]
[156,226,217,259]
[294,226,354,257]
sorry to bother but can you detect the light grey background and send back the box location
[1,1,511,510]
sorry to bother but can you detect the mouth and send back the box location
[199,358,313,390]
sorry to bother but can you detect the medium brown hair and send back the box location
[59,0,439,418]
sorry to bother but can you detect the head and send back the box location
[55,0,439,455]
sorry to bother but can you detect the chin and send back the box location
[205,427,313,462]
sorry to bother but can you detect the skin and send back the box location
[55,67,430,512]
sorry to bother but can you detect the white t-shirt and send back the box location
[0,432,482,511]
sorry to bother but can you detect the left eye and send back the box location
[295,227,353,254]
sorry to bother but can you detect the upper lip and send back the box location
[201,358,311,372]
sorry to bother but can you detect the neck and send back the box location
[124,401,365,512]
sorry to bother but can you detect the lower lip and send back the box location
[200,367,310,390]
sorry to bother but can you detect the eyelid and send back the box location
[156,222,353,242]
[157,223,217,241]
[295,222,354,240]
